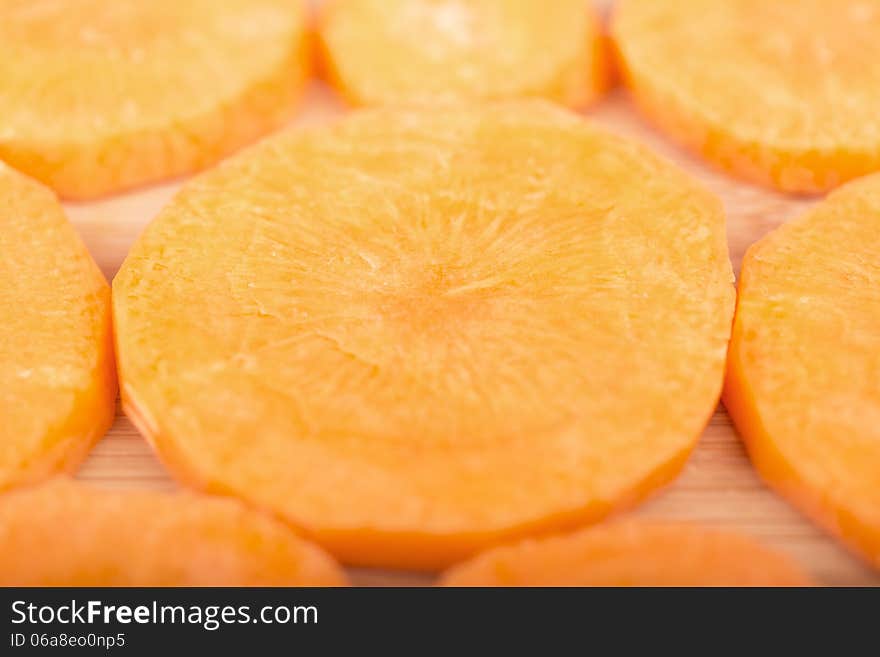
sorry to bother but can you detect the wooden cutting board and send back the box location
[65,82,879,587]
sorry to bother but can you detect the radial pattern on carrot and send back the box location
[0,0,310,199]
[724,173,880,570]
[613,0,880,193]
[319,0,606,107]
[113,101,735,570]
[0,163,116,492]
[0,478,347,586]
[440,521,812,587]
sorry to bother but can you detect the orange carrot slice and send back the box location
[724,173,880,569]
[113,101,735,569]
[612,0,880,193]
[0,164,116,491]
[0,0,310,199]
[319,0,606,107]
[0,478,347,586]
[440,520,812,586]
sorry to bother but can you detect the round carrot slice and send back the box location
[318,0,606,107]
[440,521,812,586]
[113,101,735,570]
[612,0,880,193]
[0,0,310,200]
[0,478,347,586]
[724,173,880,569]
[0,164,116,491]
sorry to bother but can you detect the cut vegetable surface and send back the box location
[319,0,605,107]
[114,101,735,569]
[0,478,347,586]
[0,163,115,491]
[613,0,880,193]
[0,0,310,199]
[440,521,812,586]
[724,173,880,569]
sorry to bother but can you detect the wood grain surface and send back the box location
[64,79,879,587]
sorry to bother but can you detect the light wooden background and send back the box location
[58,0,880,586]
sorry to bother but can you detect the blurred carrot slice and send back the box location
[0,0,310,199]
[0,164,115,491]
[613,0,880,193]
[440,521,812,586]
[0,479,347,586]
[113,101,734,570]
[724,173,880,569]
[319,0,606,107]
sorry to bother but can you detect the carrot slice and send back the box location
[612,0,880,193]
[0,164,115,491]
[724,173,880,569]
[318,0,606,107]
[0,478,346,586]
[440,520,812,586]
[113,101,735,570]
[0,0,310,200]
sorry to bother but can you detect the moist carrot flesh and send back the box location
[724,173,880,569]
[0,478,347,586]
[113,101,735,570]
[0,0,310,199]
[0,163,116,492]
[319,0,607,107]
[440,520,812,586]
[613,0,880,193]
